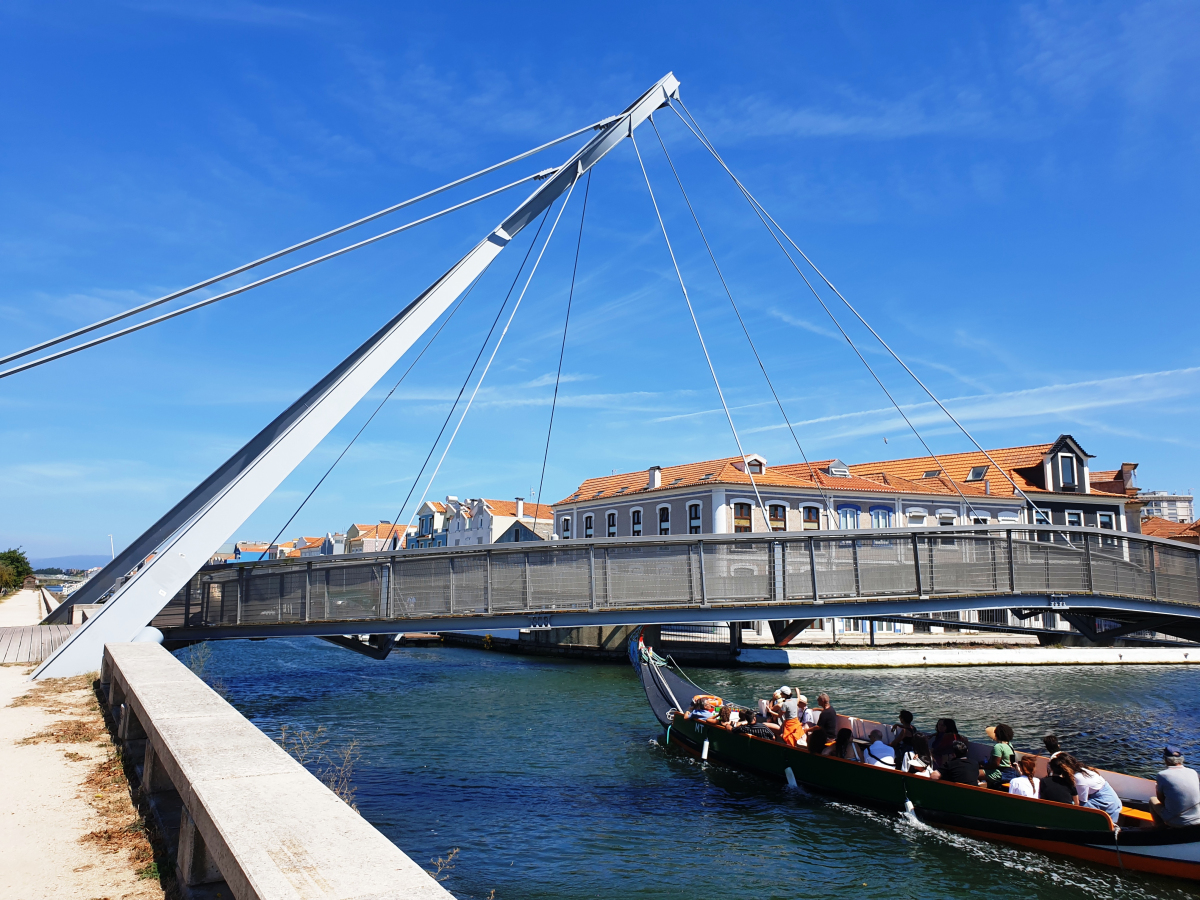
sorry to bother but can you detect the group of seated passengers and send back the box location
[689,696,1200,828]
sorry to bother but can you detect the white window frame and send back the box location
[584,514,594,539]
[560,516,571,539]
[869,506,892,529]
[605,510,618,538]
[837,504,860,529]
[1060,453,1077,489]
[687,501,702,535]
[656,503,671,536]
[1097,512,1115,530]
[1065,509,1084,528]
[630,507,643,537]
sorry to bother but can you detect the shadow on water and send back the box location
[186,639,1200,900]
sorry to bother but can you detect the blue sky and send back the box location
[2,1,1198,559]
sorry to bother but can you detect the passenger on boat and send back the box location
[900,734,934,777]
[1054,753,1123,822]
[732,712,776,741]
[893,710,917,756]
[777,686,803,747]
[1150,746,1200,828]
[983,724,1018,791]
[796,694,818,731]
[930,718,963,766]
[815,693,838,743]
[833,727,861,762]
[864,730,896,768]
[1043,734,1063,755]
[1040,758,1079,805]
[686,697,718,722]
[806,729,828,755]
[936,741,980,785]
[1008,755,1041,798]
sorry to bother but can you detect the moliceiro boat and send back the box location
[630,628,1200,882]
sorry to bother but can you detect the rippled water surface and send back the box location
[192,639,1200,899]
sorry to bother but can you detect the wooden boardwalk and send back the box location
[0,625,80,665]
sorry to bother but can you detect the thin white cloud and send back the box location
[743,365,1200,440]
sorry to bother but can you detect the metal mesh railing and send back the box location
[151,525,1200,630]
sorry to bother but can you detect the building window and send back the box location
[923,470,943,479]
[561,517,571,539]
[631,509,642,537]
[966,465,988,482]
[769,504,786,531]
[734,503,752,533]
[1033,508,1051,541]
[658,506,670,535]
[1098,512,1114,530]
[747,460,763,474]
[803,506,820,530]
[869,507,892,529]
[1061,455,1076,489]
[607,512,617,538]
[838,505,860,529]
[1066,510,1083,528]
[584,515,594,539]
[688,503,701,534]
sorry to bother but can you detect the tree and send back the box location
[0,563,14,593]
[0,548,33,586]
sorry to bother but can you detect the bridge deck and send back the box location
[142,526,1200,640]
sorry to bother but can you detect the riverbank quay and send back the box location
[102,641,454,899]
[0,663,165,900]
[741,645,1200,668]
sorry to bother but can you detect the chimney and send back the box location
[515,497,525,518]
[648,465,662,489]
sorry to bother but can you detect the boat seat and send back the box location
[1120,806,1156,826]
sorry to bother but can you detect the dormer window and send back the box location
[828,465,850,478]
[1060,455,1077,489]
[701,473,715,481]
[966,466,988,482]
[748,460,763,475]
[923,470,942,479]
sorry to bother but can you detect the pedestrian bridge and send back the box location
[150,525,1200,645]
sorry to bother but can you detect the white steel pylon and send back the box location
[34,73,681,679]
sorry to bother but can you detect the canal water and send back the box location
[191,639,1200,899]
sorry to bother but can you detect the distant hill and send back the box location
[30,554,112,571]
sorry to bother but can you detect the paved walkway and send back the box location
[0,588,42,627]
[0,664,163,899]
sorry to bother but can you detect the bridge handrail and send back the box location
[152,525,1200,635]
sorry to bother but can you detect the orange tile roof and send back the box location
[849,444,1127,500]
[482,499,554,521]
[1140,516,1196,540]
[554,455,1001,506]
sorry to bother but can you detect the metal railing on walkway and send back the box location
[149,525,1200,634]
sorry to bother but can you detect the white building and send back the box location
[445,497,554,546]
[1140,491,1195,524]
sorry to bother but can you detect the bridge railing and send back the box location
[150,526,1200,630]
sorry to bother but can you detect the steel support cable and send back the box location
[0,170,549,381]
[647,118,838,522]
[532,169,592,527]
[255,266,490,561]
[2,116,619,368]
[629,128,767,518]
[383,206,555,547]
[404,178,580,534]
[666,105,984,523]
[671,99,1045,519]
